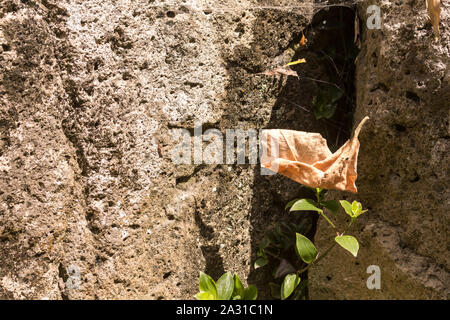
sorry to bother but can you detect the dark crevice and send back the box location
[405,91,420,103]
[394,123,407,132]
[371,82,389,93]
[200,245,225,281]
[228,5,360,299]
[194,202,224,279]
[1,43,11,51]
[61,119,90,176]
[58,263,70,300]
[166,11,176,18]
[175,164,206,184]
[193,211,214,241]
[409,173,420,183]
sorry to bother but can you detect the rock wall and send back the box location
[310,0,449,299]
[0,0,315,299]
[0,0,448,300]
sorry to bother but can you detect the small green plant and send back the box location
[195,272,258,300]
[255,186,368,300]
[312,85,344,120]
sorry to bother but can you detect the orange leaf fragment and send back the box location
[300,33,307,46]
[260,117,370,193]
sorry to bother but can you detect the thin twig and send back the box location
[319,50,341,77]
[281,97,351,134]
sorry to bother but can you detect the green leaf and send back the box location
[335,235,359,257]
[199,272,217,299]
[357,209,368,217]
[285,198,300,210]
[357,202,363,213]
[313,86,343,120]
[232,274,245,299]
[243,285,258,300]
[195,291,216,300]
[256,247,266,258]
[254,257,269,269]
[352,201,367,218]
[290,199,322,212]
[269,282,281,299]
[339,200,354,217]
[281,274,301,300]
[321,200,340,215]
[313,91,331,119]
[316,103,337,119]
[232,295,241,300]
[216,272,234,300]
[295,233,318,264]
[352,201,359,213]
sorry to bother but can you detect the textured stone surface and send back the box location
[310,0,449,299]
[0,0,315,299]
[0,0,448,300]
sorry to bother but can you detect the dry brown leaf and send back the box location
[259,67,298,78]
[260,117,370,193]
[426,0,441,41]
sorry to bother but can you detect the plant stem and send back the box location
[315,189,321,203]
[296,221,352,275]
[297,242,336,275]
[264,249,281,261]
[315,188,335,228]
[319,210,336,228]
